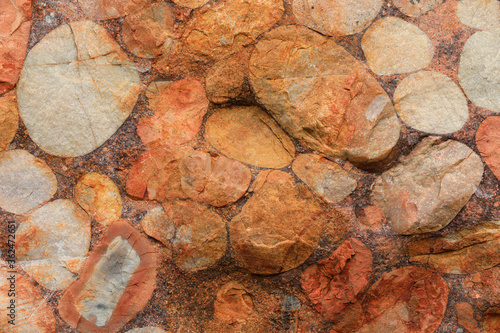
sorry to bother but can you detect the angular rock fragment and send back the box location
[214,282,254,323]
[0,0,31,94]
[456,302,481,333]
[74,172,123,226]
[77,0,149,20]
[372,137,483,235]
[205,106,295,168]
[184,0,284,60]
[230,170,325,274]
[16,199,91,290]
[122,2,176,58]
[301,238,372,322]
[205,55,246,104]
[292,154,356,203]
[292,0,383,36]
[138,78,209,148]
[390,0,442,17]
[456,0,500,31]
[464,267,500,305]
[0,91,19,152]
[394,71,468,134]
[459,30,500,112]
[482,307,500,332]
[58,220,157,333]
[17,21,141,157]
[0,149,57,214]
[172,0,209,9]
[476,117,500,180]
[361,16,434,75]
[142,199,227,271]
[0,265,56,332]
[126,328,167,333]
[250,25,400,164]
[408,221,500,274]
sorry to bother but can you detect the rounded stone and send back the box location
[456,0,500,31]
[394,71,468,134]
[459,30,500,112]
[206,56,246,104]
[476,116,500,180]
[292,0,384,36]
[250,25,400,164]
[17,21,141,157]
[171,0,209,9]
[126,328,167,333]
[390,0,442,17]
[0,149,57,214]
[0,91,19,152]
[205,106,295,169]
[77,0,149,20]
[361,16,434,75]
[214,282,254,323]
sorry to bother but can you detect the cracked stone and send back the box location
[0,90,19,152]
[0,0,31,94]
[0,149,57,214]
[138,78,209,148]
[372,136,484,235]
[476,117,500,181]
[205,106,296,169]
[230,170,326,275]
[456,0,500,31]
[361,16,434,75]
[250,25,400,164]
[214,282,254,323]
[17,21,141,157]
[172,0,209,9]
[292,154,357,203]
[205,55,246,104]
[142,199,227,272]
[292,0,383,36]
[301,238,372,322]
[74,172,123,226]
[459,30,500,112]
[394,71,468,134]
[183,0,284,60]
[76,0,149,20]
[390,0,442,17]
[409,221,500,274]
[126,328,167,333]
[58,220,157,333]
[464,267,500,305]
[16,199,91,290]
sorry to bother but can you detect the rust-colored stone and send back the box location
[456,302,480,333]
[0,90,18,152]
[205,55,246,104]
[77,0,149,20]
[476,116,500,181]
[464,266,500,305]
[483,307,500,332]
[214,282,254,323]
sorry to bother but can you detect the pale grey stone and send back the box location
[456,0,500,30]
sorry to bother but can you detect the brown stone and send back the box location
[390,0,442,17]
[58,220,157,333]
[457,302,481,333]
[142,199,227,271]
[74,172,123,226]
[372,136,484,235]
[301,238,372,322]
[205,55,246,104]
[249,25,400,164]
[0,0,31,94]
[230,170,325,274]
[138,78,209,148]
[483,307,500,332]
[292,154,357,203]
[358,205,385,230]
[476,117,500,180]
[214,282,254,323]
[465,267,500,305]
[205,106,295,169]
[77,0,149,20]
[126,328,166,333]
[171,0,209,9]
[0,91,19,152]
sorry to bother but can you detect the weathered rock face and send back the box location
[408,221,500,274]
[172,0,209,9]
[77,0,149,20]
[464,267,500,305]
[205,106,295,168]
[456,0,500,30]
[292,154,357,203]
[74,172,123,226]
[17,21,141,157]
[390,0,442,17]
[459,30,500,113]
[205,55,246,104]
[249,25,400,164]
[230,170,325,274]
[483,307,500,332]
[301,238,372,322]
[214,282,254,323]
[0,0,31,94]
[58,220,157,333]
[138,78,209,148]
[361,16,434,75]
[292,0,383,36]
[394,71,468,134]
[372,137,484,235]
[142,199,227,271]
[0,149,57,214]
[0,91,19,152]
[16,199,91,290]
[126,328,167,333]
[476,116,500,180]
[0,265,56,332]
[184,0,284,60]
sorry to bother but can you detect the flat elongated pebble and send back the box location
[205,106,295,168]
[456,0,500,30]
[74,172,123,226]
[172,0,209,9]
[17,21,141,157]
[292,154,356,203]
[292,0,383,36]
[214,282,254,323]
[0,91,19,152]
[16,199,91,290]
[0,149,57,214]
[390,0,442,17]
[77,0,149,20]
[394,71,468,134]
[476,116,500,180]
[126,328,167,333]
[459,30,500,112]
[361,16,434,75]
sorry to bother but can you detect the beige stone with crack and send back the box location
[456,0,500,31]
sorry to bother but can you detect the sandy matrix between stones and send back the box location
[0,0,499,332]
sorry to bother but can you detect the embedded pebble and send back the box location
[394,71,468,134]
[214,282,254,323]
[0,91,19,152]
[361,16,434,75]
[0,149,57,214]
[172,0,209,9]
[456,0,500,30]
[456,302,481,333]
[126,328,167,333]
[390,0,442,17]
[476,116,500,180]
[205,55,246,103]
[77,0,149,20]
[464,267,500,305]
